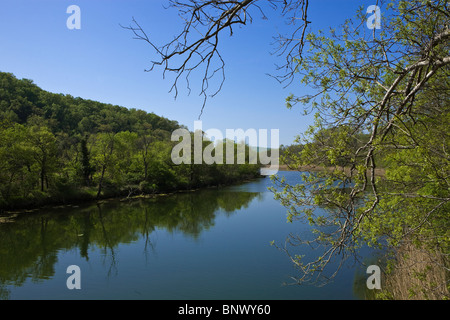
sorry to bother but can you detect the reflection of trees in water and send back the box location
[0,189,260,296]
[0,215,60,299]
[0,284,9,300]
[97,204,118,278]
[142,208,156,263]
[351,250,387,300]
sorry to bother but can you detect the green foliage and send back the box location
[0,72,262,210]
[271,0,449,290]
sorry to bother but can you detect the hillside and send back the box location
[0,72,261,211]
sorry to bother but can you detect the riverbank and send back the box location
[0,174,266,218]
[379,241,449,300]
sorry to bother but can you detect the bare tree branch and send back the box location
[122,0,311,117]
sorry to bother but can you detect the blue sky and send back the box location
[0,0,378,146]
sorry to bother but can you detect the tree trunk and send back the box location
[41,167,45,192]
[97,165,106,198]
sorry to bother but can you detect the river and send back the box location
[0,171,376,300]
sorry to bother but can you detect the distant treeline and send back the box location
[0,72,261,211]
[279,127,388,169]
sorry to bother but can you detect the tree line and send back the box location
[0,72,261,210]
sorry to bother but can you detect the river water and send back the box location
[0,171,376,300]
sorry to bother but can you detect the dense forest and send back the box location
[0,71,261,211]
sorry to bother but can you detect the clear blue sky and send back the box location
[0,0,377,146]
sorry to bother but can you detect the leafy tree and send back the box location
[80,135,94,186]
[27,125,58,192]
[0,123,33,205]
[266,0,449,296]
[90,132,117,198]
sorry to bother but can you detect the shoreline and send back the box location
[0,175,265,218]
[1,164,386,217]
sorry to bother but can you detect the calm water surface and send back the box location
[0,171,375,300]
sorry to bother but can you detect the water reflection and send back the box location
[0,189,261,299]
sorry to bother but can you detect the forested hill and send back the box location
[0,72,261,211]
[0,71,181,135]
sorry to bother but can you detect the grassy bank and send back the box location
[378,242,449,300]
